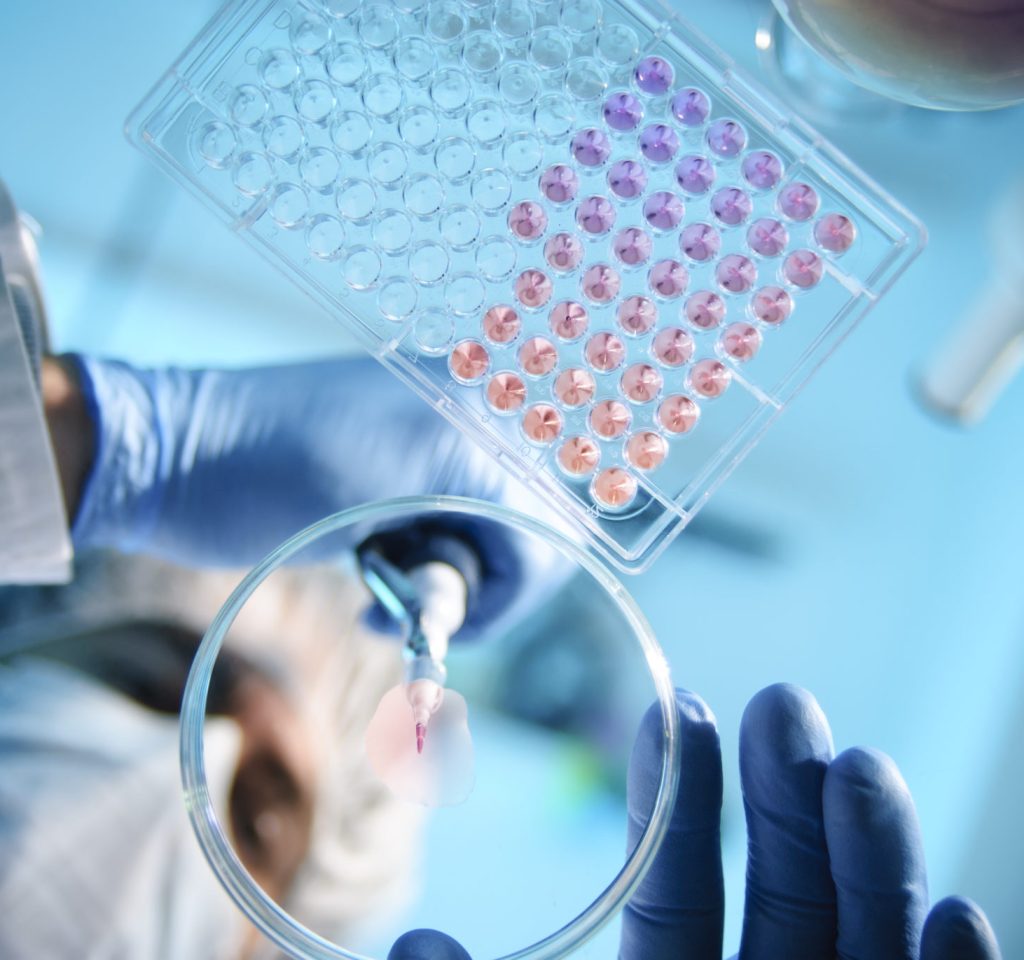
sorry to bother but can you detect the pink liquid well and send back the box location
[554,367,596,407]
[648,259,689,299]
[592,467,638,509]
[558,435,600,475]
[658,394,700,434]
[617,295,657,336]
[613,227,653,266]
[778,182,820,221]
[518,336,558,376]
[549,300,589,341]
[539,164,579,203]
[545,232,584,272]
[515,268,553,308]
[679,222,721,263]
[482,304,521,343]
[814,212,856,253]
[585,331,626,372]
[626,431,668,470]
[486,371,527,412]
[690,358,731,398]
[716,254,757,294]
[741,150,784,190]
[783,249,824,288]
[607,159,648,200]
[643,191,685,231]
[710,187,753,227]
[685,290,726,330]
[621,363,664,403]
[751,285,793,325]
[507,200,548,241]
[571,128,612,167]
[522,403,563,443]
[581,264,621,304]
[720,322,762,362]
[747,218,789,258]
[590,399,632,438]
[652,326,695,367]
[577,195,617,235]
[449,339,490,382]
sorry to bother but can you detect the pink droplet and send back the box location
[571,128,612,167]
[670,87,710,127]
[603,91,644,131]
[643,191,685,231]
[607,159,648,200]
[539,164,579,204]
[621,363,663,403]
[549,300,589,341]
[507,200,548,241]
[648,259,689,299]
[518,336,558,376]
[581,263,621,304]
[482,304,521,343]
[634,56,674,96]
[679,222,720,263]
[658,394,700,434]
[576,195,617,235]
[554,367,596,407]
[689,358,731,398]
[590,399,632,438]
[449,339,490,382]
[778,182,819,222]
[486,371,527,412]
[514,268,553,308]
[706,118,747,159]
[639,123,680,163]
[741,150,783,190]
[746,218,789,258]
[522,403,563,443]
[750,285,793,325]
[652,326,694,367]
[783,249,823,289]
[684,290,725,330]
[710,187,752,227]
[585,331,626,372]
[613,227,653,266]
[617,295,657,336]
[592,466,638,509]
[558,435,600,475]
[626,431,668,470]
[720,322,761,362]
[544,232,584,272]
[814,212,856,254]
[715,254,756,294]
[675,154,715,195]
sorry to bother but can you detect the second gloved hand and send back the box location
[69,354,565,637]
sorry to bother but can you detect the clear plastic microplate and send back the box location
[127,0,925,572]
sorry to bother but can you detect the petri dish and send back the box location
[180,496,680,960]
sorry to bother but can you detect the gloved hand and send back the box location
[69,354,566,638]
[391,684,1003,960]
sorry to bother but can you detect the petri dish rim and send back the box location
[180,495,681,960]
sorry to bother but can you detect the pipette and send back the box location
[358,546,468,755]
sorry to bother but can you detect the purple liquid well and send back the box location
[741,151,783,190]
[679,222,721,262]
[607,159,648,199]
[539,164,579,203]
[675,155,715,195]
[634,55,674,95]
[706,118,747,159]
[603,91,644,131]
[710,187,753,226]
[643,191,685,231]
[577,195,617,234]
[571,128,612,167]
[639,124,679,163]
[746,218,789,257]
[670,87,711,127]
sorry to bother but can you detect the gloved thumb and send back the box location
[388,929,472,960]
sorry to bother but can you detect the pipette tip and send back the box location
[415,722,426,754]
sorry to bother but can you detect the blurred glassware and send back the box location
[760,0,1024,116]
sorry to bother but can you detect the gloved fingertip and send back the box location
[921,897,1002,960]
[740,682,834,766]
[628,688,721,827]
[823,746,914,824]
[388,929,472,960]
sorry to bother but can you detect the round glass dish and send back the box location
[180,496,680,960]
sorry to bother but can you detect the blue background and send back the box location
[2,0,1022,955]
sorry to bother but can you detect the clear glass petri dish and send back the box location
[180,495,680,960]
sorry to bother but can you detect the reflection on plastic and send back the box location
[365,684,475,807]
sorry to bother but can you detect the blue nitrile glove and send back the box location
[69,354,567,639]
[386,684,1003,960]
[621,683,1003,960]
